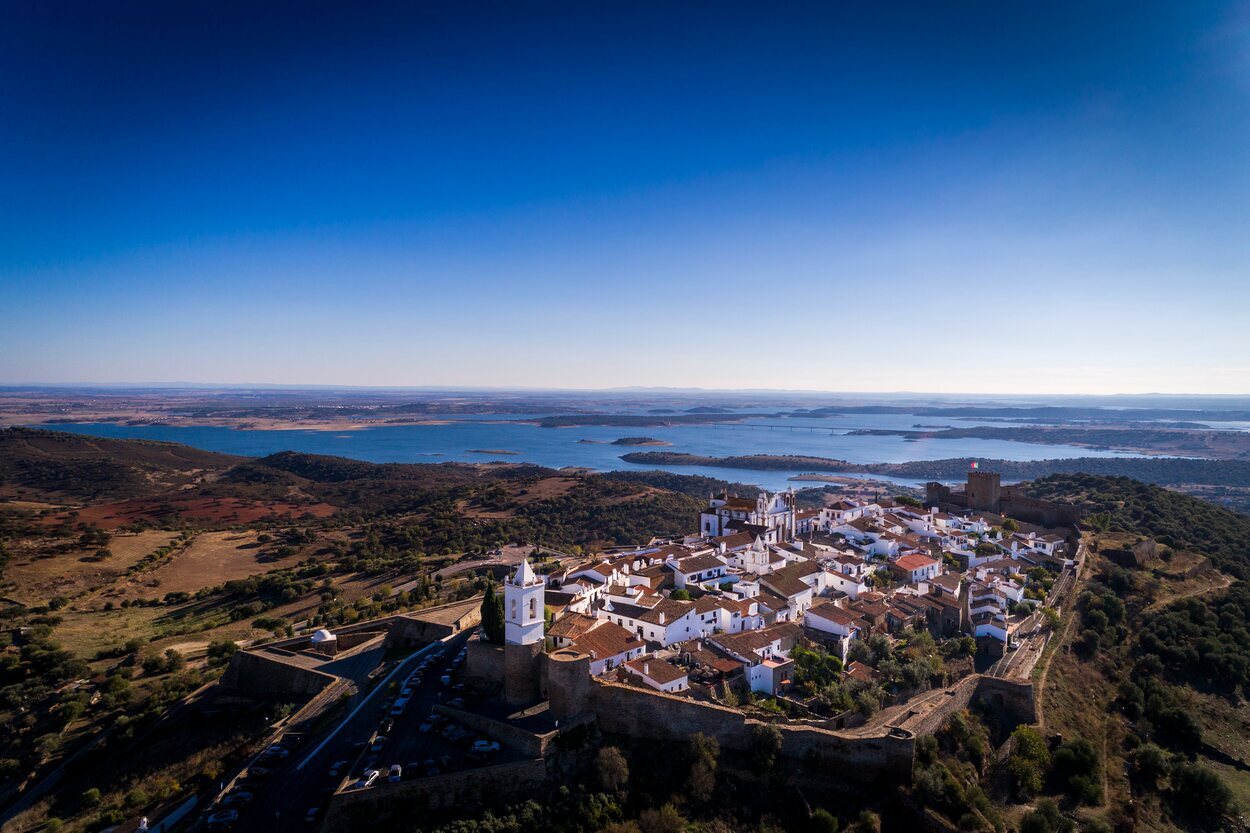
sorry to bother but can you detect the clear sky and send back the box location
[2,1,1248,394]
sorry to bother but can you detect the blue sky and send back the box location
[2,1,1248,393]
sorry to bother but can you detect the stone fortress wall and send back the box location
[553,656,1036,784]
[323,758,549,832]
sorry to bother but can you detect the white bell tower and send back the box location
[504,558,544,646]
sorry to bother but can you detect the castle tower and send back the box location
[966,471,1002,512]
[503,558,545,704]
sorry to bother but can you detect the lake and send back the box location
[38,412,1157,492]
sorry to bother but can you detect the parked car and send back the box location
[222,790,254,807]
[328,760,349,778]
[379,718,394,734]
[304,807,320,825]
[470,740,501,755]
[438,754,453,770]
[447,696,466,709]
[440,674,452,686]
[423,758,440,776]
[400,686,413,698]
[207,810,239,828]
[354,769,381,789]
[447,728,471,743]
[441,724,461,740]
[388,764,403,782]
[244,766,272,781]
[259,744,289,760]
[418,717,436,733]
[369,734,386,752]
[390,697,409,716]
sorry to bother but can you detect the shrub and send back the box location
[1170,761,1234,819]
[750,723,783,772]
[595,746,629,793]
[1008,726,1051,798]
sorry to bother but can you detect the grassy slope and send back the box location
[1022,476,1250,832]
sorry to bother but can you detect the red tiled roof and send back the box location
[625,657,687,685]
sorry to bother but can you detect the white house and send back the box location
[623,657,689,693]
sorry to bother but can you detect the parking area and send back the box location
[336,637,508,793]
[203,630,483,832]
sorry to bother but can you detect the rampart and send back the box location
[322,758,548,832]
[580,673,1035,783]
[219,648,339,697]
[585,679,914,783]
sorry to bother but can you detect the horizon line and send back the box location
[2,382,1249,399]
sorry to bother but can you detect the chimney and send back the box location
[658,612,665,624]
[644,662,650,676]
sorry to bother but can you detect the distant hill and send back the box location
[1023,474,1250,578]
[0,426,241,501]
[618,451,1250,486]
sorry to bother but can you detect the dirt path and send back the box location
[1143,572,1231,613]
[1033,541,1089,732]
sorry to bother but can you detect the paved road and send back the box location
[211,630,474,833]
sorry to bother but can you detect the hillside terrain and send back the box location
[4,431,1250,833]
[0,428,722,831]
[934,476,1250,833]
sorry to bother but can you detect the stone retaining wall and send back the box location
[322,758,548,832]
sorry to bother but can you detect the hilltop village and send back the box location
[215,470,1084,831]
[498,470,1074,704]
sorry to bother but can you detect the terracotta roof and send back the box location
[606,597,694,627]
[806,603,864,629]
[846,661,877,682]
[760,571,811,598]
[893,553,939,572]
[674,553,726,574]
[712,531,754,549]
[549,613,598,640]
[711,623,801,659]
[776,559,823,580]
[722,497,757,511]
[624,656,688,685]
[572,621,644,660]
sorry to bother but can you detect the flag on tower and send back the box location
[970,460,979,469]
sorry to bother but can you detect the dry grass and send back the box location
[5,530,178,605]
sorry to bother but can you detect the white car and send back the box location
[260,744,289,760]
[388,764,403,782]
[354,769,381,789]
[471,740,500,754]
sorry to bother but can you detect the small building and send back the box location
[623,657,689,693]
